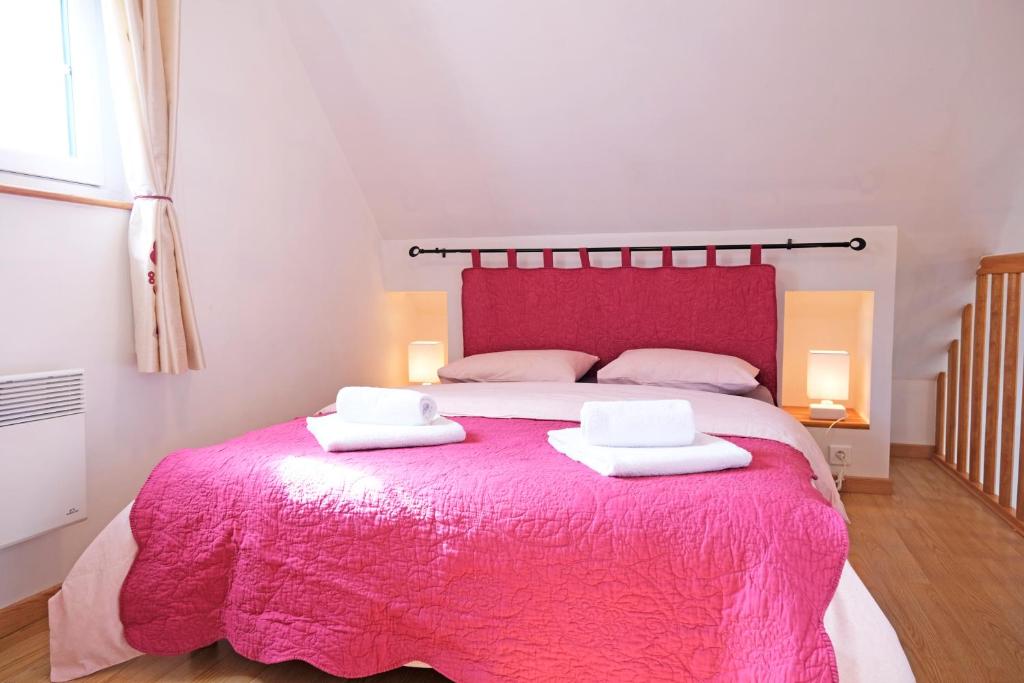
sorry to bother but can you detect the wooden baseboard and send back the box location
[890,442,935,459]
[929,456,1024,538]
[841,475,893,494]
[0,585,59,639]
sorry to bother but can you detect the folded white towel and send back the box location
[547,428,751,477]
[335,386,439,426]
[306,414,465,452]
[580,399,696,447]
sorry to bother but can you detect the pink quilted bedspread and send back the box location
[121,417,847,682]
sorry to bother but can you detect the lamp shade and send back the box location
[806,350,850,401]
[408,341,444,384]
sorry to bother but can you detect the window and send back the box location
[0,0,102,185]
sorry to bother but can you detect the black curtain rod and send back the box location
[408,237,866,258]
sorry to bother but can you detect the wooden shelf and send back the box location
[782,405,869,429]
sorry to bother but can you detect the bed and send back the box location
[48,260,915,682]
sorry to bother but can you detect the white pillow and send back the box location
[597,348,760,394]
[439,350,599,383]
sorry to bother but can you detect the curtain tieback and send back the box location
[134,195,173,202]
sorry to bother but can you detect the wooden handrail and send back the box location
[0,183,133,211]
[937,250,1024,535]
[978,252,1024,275]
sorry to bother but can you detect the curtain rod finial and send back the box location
[850,237,866,251]
[408,246,422,257]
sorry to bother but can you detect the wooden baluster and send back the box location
[999,273,1020,507]
[957,305,972,474]
[969,276,988,483]
[984,274,1006,495]
[946,340,959,466]
[935,372,946,458]
[1018,347,1024,519]
[1019,404,1024,518]
[1017,272,1024,519]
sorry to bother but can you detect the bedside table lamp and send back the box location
[408,341,444,385]
[807,350,850,420]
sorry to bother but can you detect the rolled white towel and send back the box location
[335,386,438,426]
[548,428,751,477]
[580,399,696,447]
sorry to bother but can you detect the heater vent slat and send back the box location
[0,370,82,389]
[0,369,85,426]
[0,408,85,429]
[0,381,82,398]
[0,376,80,393]
[0,391,83,408]
[0,400,84,424]
[0,398,84,415]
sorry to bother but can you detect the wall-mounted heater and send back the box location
[0,369,86,549]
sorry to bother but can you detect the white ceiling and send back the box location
[278,0,1024,377]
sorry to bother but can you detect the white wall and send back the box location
[996,193,1023,253]
[0,0,386,607]
[381,225,897,479]
[892,187,1022,446]
[891,379,938,445]
[283,0,1024,393]
[276,1,1024,448]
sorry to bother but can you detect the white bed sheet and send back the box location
[49,382,914,682]
[324,382,843,514]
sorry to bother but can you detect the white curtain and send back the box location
[101,0,204,373]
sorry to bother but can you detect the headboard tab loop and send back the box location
[706,245,717,266]
[621,247,632,268]
[507,249,518,269]
[579,248,591,268]
[542,249,554,268]
[662,246,673,267]
[470,249,481,268]
[750,244,762,265]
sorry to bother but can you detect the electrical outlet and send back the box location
[828,444,852,466]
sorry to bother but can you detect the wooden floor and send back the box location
[2,457,1023,682]
[844,458,1024,682]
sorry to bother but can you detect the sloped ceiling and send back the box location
[279,0,1024,378]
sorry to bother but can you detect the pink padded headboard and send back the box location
[461,264,779,401]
